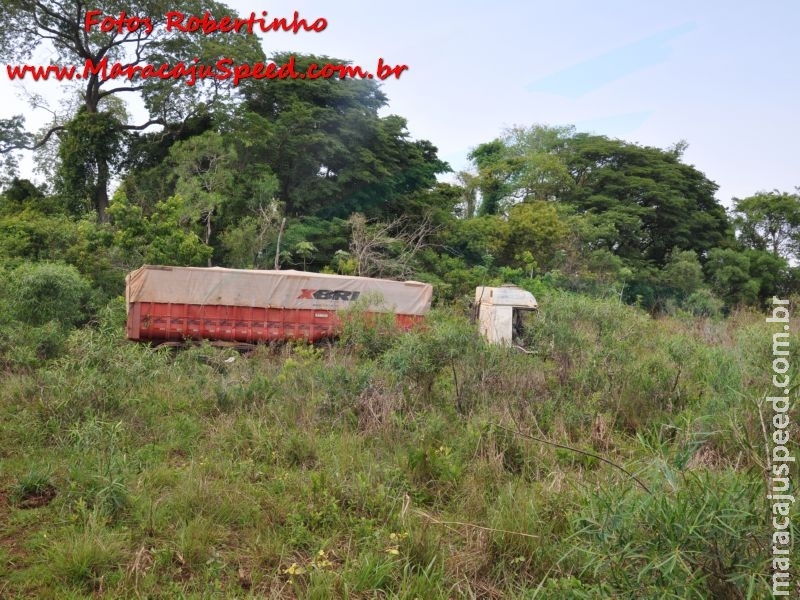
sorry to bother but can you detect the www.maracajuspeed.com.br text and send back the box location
[6,55,408,87]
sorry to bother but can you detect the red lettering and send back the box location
[307,63,321,79]
[199,12,229,35]
[250,62,266,78]
[83,11,153,35]
[184,15,200,33]
[84,10,103,31]
[340,64,368,79]
[266,11,327,33]
[108,62,125,79]
[234,17,254,34]
[216,16,234,33]
[131,17,154,35]
[194,14,209,33]
[7,64,76,81]
[197,64,214,80]
[233,64,250,86]
[11,53,403,88]
[166,11,186,31]
[279,55,300,79]
[309,18,328,33]
[264,62,279,79]
[376,58,408,80]
[99,16,116,32]
[83,57,108,79]
[216,58,233,81]
[158,11,330,34]
[298,289,315,300]
[126,64,143,79]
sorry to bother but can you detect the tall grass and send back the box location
[0,292,794,598]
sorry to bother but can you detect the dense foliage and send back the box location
[3,6,798,307]
[1,2,799,596]
[4,105,798,312]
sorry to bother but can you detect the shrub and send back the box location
[382,310,479,409]
[683,288,725,318]
[0,320,69,370]
[7,261,92,327]
[337,295,404,359]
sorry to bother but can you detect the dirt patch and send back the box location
[14,483,57,509]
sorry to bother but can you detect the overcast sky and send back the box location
[2,0,798,206]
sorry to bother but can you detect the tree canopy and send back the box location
[466,125,730,269]
[0,8,797,314]
[732,189,800,260]
[1,0,264,220]
[239,53,449,218]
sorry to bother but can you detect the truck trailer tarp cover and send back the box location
[126,266,433,315]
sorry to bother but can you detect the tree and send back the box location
[347,213,437,278]
[6,261,92,327]
[118,116,285,268]
[240,53,448,219]
[455,171,479,219]
[0,117,31,186]
[468,139,513,216]
[502,200,569,271]
[218,203,282,269]
[107,191,212,267]
[55,109,126,217]
[500,124,575,202]
[467,125,576,216]
[704,248,760,307]
[293,241,317,271]
[659,249,704,299]
[1,178,51,214]
[120,110,216,214]
[169,131,237,258]
[732,190,800,260]
[743,248,789,304]
[1,0,264,221]
[467,127,730,268]
[560,134,730,266]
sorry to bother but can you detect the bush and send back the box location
[7,261,92,327]
[338,306,402,359]
[382,310,479,408]
[0,321,69,369]
[683,288,725,318]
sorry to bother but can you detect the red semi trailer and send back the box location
[125,265,433,345]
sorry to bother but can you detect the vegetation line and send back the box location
[492,423,653,495]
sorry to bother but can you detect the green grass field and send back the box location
[0,292,796,598]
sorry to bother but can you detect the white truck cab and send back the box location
[474,285,538,345]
